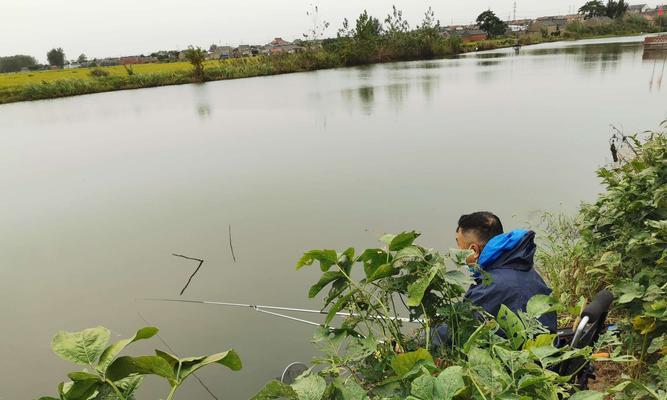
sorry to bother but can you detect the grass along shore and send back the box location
[0,32,659,105]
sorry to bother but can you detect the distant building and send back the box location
[119,55,156,64]
[98,57,121,66]
[628,4,650,13]
[209,46,234,60]
[442,27,488,43]
[264,37,304,55]
[528,17,569,35]
[64,61,81,69]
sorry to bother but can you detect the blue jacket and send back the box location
[465,229,557,332]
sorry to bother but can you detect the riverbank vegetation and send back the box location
[36,127,665,399]
[2,5,666,104]
[38,326,241,400]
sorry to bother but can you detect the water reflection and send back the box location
[192,83,212,119]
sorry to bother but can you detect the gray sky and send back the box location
[1,0,660,62]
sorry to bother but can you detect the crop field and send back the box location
[0,60,233,89]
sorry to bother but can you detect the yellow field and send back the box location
[0,60,224,89]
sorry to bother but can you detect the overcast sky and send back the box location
[1,0,661,62]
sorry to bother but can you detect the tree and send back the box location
[0,55,37,72]
[354,10,382,40]
[183,46,207,81]
[46,48,65,67]
[303,4,330,44]
[578,0,607,19]
[476,10,508,38]
[605,0,628,19]
[77,53,87,63]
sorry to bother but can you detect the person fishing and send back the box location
[433,211,557,347]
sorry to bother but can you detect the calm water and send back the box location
[1,36,666,399]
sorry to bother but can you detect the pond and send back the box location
[0,35,665,399]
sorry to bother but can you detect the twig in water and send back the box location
[228,225,237,263]
[137,313,219,400]
[172,253,205,296]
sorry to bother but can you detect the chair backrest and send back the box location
[557,289,614,384]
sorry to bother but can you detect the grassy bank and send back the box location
[1,19,664,104]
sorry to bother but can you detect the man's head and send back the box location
[456,211,504,264]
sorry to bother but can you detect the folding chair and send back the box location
[555,289,614,389]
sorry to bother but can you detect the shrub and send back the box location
[89,68,110,78]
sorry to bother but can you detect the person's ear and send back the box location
[467,243,480,264]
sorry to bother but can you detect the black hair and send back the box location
[457,211,504,244]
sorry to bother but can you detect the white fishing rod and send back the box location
[142,298,418,325]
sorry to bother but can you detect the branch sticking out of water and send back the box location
[172,253,205,296]
[229,225,237,263]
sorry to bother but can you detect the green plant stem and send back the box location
[166,384,179,400]
[105,379,127,400]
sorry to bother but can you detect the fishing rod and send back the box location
[142,298,418,324]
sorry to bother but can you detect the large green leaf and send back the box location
[60,379,99,400]
[407,266,440,307]
[357,248,389,278]
[106,355,175,383]
[388,231,421,251]
[368,264,397,282]
[410,371,435,400]
[296,250,338,271]
[308,272,344,298]
[97,327,159,373]
[568,390,605,400]
[497,305,526,350]
[292,373,327,400]
[526,295,562,317]
[434,366,465,400]
[174,349,243,381]
[52,326,111,366]
[390,348,433,377]
[250,380,298,400]
[332,378,368,400]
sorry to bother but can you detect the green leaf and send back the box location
[292,373,327,400]
[379,234,396,245]
[357,248,389,278]
[407,266,440,307]
[390,348,433,377]
[647,334,666,354]
[332,378,368,400]
[250,380,298,400]
[368,263,397,282]
[175,349,243,382]
[97,327,159,373]
[463,321,498,353]
[308,272,344,298]
[52,326,111,366]
[449,248,474,265]
[389,231,421,251]
[497,305,526,350]
[524,334,556,350]
[526,295,562,317]
[325,290,355,325]
[67,371,99,382]
[434,366,465,400]
[410,370,435,400]
[442,270,474,289]
[296,250,338,271]
[394,246,424,262]
[115,375,143,399]
[106,355,175,383]
[568,390,605,400]
[60,379,99,400]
